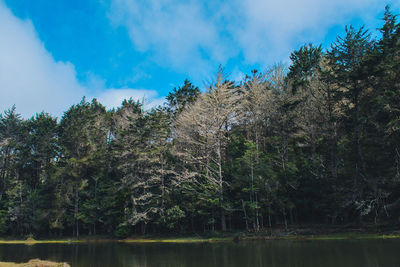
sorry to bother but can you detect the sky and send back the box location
[0,0,399,118]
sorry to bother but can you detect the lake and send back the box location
[0,239,399,267]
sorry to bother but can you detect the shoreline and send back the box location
[0,259,70,266]
[1,232,400,245]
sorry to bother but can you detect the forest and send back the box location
[0,6,399,238]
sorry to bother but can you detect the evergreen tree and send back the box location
[326,25,373,221]
[166,79,200,118]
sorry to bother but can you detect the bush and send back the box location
[114,225,131,238]
[165,205,185,230]
[0,210,8,235]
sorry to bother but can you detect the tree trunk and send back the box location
[283,209,288,231]
[75,188,79,238]
[217,139,226,232]
[327,86,338,222]
[354,89,366,224]
[0,147,9,201]
[241,199,249,231]
[268,206,272,228]
[255,192,259,231]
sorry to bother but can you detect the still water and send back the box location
[0,240,399,267]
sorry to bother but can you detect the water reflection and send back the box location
[0,239,399,267]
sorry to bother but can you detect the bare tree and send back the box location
[174,70,240,231]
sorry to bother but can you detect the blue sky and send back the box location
[0,0,399,118]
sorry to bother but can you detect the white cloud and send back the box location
[232,0,385,63]
[93,88,165,111]
[85,72,165,110]
[109,0,395,72]
[0,1,86,118]
[0,2,163,118]
[108,0,237,76]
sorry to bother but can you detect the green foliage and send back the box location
[0,210,8,235]
[114,224,131,239]
[166,79,200,117]
[1,7,400,236]
[165,206,185,229]
[288,43,322,92]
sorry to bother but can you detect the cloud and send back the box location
[108,0,237,76]
[0,1,86,118]
[0,2,163,118]
[109,0,393,72]
[85,72,165,110]
[94,88,165,110]
[232,0,385,63]
[0,0,394,119]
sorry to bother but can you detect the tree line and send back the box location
[0,6,399,237]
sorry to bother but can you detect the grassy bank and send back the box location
[120,237,232,243]
[0,259,70,266]
[0,237,112,245]
[1,231,400,245]
[0,236,229,245]
[121,232,400,243]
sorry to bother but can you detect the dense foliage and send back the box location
[1,7,400,237]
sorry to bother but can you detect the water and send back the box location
[0,239,399,267]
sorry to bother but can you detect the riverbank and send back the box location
[121,232,400,243]
[0,237,112,245]
[1,231,400,245]
[0,259,70,266]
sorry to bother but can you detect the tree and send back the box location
[166,79,200,118]
[113,100,177,234]
[23,112,58,234]
[0,106,22,202]
[288,43,323,92]
[174,70,240,231]
[55,98,110,237]
[326,25,373,221]
[0,106,25,235]
[363,6,400,221]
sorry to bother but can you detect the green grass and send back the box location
[120,237,232,243]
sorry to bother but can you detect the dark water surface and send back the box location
[0,239,399,267]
